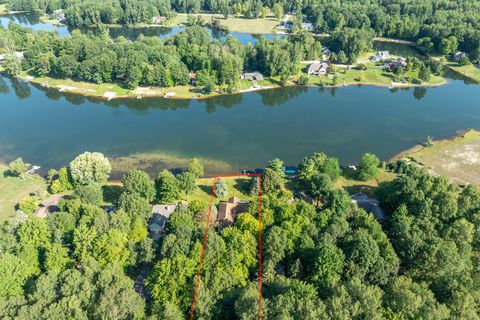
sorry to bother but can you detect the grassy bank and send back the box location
[18,64,446,102]
[445,63,480,83]
[0,165,47,222]
[400,129,480,185]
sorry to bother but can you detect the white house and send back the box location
[308,62,329,76]
[301,23,314,31]
[371,51,390,62]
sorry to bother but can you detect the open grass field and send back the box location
[168,13,280,34]
[0,165,47,222]
[405,130,480,185]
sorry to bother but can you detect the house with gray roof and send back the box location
[351,193,387,224]
[149,204,178,239]
[308,62,329,76]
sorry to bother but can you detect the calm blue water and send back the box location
[0,13,284,44]
[1,75,479,176]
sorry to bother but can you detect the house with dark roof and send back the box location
[351,193,387,224]
[453,51,467,61]
[217,196,249,227]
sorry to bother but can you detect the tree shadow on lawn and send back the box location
[102,185,123,204]
[233,178,251,195]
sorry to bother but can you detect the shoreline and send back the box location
[389,128,472,162]
[13,72,448,101]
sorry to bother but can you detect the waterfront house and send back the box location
[241,72,263,81]
[189,71,196,85]
[383,57,407,71]
[217,196,249,227]
[308,62,329,76]
[351,193,387,224]
[53,9,66,22]
[278,18,293,31]
[453,51,467,61]
[149,204,178,239]
[371,51,390,62]
[301,23,314,31]
[152,16,166,24]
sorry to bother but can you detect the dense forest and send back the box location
[0,151,479,319]
[5,0,480,58]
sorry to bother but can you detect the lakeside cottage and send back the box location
[149,204,178,239]
[278,18,293,31]
[371,51,390,62]
[217,196,249,228]
[241,72,263,81]
[383,57,407,71]
[152,16,166,24]
[351,193,387,224]
[301,23,314,31]
[53,9,66,22]
[308,62,329,76]
[453,51,467,61]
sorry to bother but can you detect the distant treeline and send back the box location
[5,0,480,58]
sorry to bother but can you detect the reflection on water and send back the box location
[0,13,283,44]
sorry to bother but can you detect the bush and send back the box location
[8,158,30,178]
[297,75,309,85]
[17,195,37,214]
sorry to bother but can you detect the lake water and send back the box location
[0,13,284,44]
[1,75,480,177]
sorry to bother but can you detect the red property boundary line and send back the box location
[189,173,263,320]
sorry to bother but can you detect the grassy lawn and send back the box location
[445,62,480,83]
[305,63,445,87]
[405,130,480,185]
[0,165,47,222]
[336,169,396,197]
[182,177,255,204]
[0,4,7,14]
[167,13,280,34]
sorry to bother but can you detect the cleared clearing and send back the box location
[406,130,480,185]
